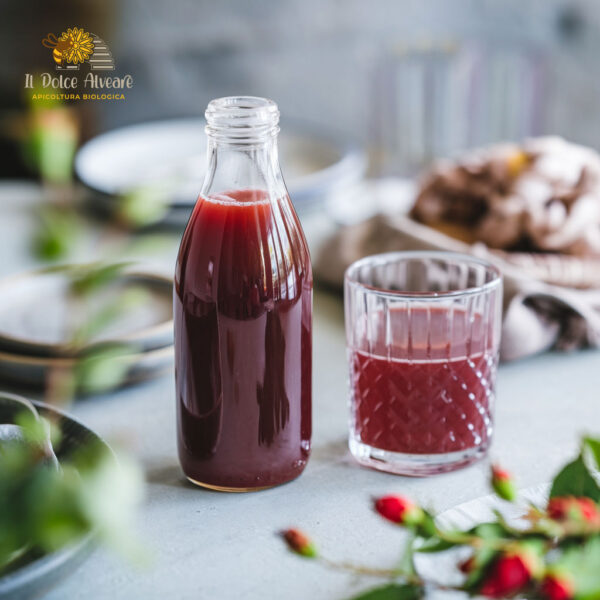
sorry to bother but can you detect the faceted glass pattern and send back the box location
[345,252,502,476]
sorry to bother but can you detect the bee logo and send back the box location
[42,33,74,67]
[42,27,114,71]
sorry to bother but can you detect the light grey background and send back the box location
[5,1,600,163]
[101,0,600,150]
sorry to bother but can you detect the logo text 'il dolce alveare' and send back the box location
[24,27,133,101]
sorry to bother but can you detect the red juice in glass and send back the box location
[174,98,312,491]
[345,253,502,476]
[351,307,494,455]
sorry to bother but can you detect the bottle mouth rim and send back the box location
[206,96,278,118]
[205,96,280,142]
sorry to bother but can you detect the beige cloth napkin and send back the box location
[315,214,600,361]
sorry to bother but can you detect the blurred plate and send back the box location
[0,345,173,390]
[435,483,548,530]
[414,484,549,599]
[0,270,173,358]
[0,392,112,600]
[75,118,366,217]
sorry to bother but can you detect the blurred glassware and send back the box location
[369,40,546,176]
[75,118,366,225]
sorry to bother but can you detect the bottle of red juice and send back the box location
[174,96,312,491]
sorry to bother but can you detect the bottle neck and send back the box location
[202,134,286,200]
[201,96,285,201]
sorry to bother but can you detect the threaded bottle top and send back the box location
[205,96,280,144]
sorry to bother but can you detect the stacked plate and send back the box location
[0,392,112,599]
[0,269,173,390]
[75,118,366,225]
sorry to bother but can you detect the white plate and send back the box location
[75,118,366,209]
[415,484,549,599]
[0,270,173,357]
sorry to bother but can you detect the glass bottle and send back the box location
[174,96,312,491]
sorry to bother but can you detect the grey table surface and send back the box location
[1,182,599,600]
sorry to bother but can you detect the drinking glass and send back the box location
[345,251,502,476]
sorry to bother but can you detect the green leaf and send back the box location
[462,547,497,591]
[397,531,416,577]
[70,262,133,297]
[75,344,134,393]
[415,536,458,553]
[119,233,178,257]
[32,207,81,262]
[550,455,600,501]
[555,536,600,599]
[584,437,600,471]
[14,411,47,446]
[470,522,507,540]
[0,420,144,572]
[350,583,423,600]
[417,511,437,538]
[76,444,145,559]
[117,184,170,227]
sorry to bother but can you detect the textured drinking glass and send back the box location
[345,251,502,476]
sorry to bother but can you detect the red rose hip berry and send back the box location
[374,495,424,526]
[479,550,538,598]
[541,573,574,600]
[281,528,317,558]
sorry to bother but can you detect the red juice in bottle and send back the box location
[174,98,312,491]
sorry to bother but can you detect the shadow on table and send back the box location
[145,462,189,489]
[145,437,355,491]
[311,437,352,464]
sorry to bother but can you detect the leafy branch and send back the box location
[0,409,144,574]
[282,437,600,599]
